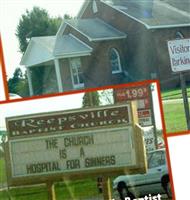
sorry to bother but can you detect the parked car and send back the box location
[112,148,172,200]
[9,93,22,99]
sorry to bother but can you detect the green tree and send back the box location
[8,67,29,97]
[82,91,101,107]
[15,71,29,97]
[15,7,69,53]
[15,7,72,96]
[8,68,23,94]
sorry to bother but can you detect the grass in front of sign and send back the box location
[163,102,187,133]
[0,185,48,200]
[161,86,190,133]
[56,179,101,199]
[162,86,190,100]
[0,177,103,200]
[0,158,6,184]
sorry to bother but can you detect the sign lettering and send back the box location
[7,105,130,138]
[5,102,147,186]
[9,127,136,177]
[114,86,152,126]
[167,38,190,72]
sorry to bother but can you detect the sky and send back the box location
[0,0,85,79]
[0,92,84,130]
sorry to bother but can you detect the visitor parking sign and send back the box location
[167,38,190,72]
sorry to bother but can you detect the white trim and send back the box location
[109,48,122,74]
[56,22,68,37]
[22,51,91,68]
[92,0,98,14]
[69,57,85,89]
[26,67,34,96]
[112,70,122,75]
[91,35,126,42]
[65,21,92,41]
[55,52,91,59]
[54,59,63,92]
[69,33,93,51]
[147,23,190,30]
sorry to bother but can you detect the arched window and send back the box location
[69,57,84,89]
[109,48,122,74]
[176,31,184,39]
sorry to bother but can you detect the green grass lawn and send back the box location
[161,86,190,133]
[162,87,190,100]
[163,102,187,133]
[0,157,6,184]
[0,175,103,200]
[0,157,114,200]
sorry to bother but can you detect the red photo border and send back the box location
[2,31,190,200]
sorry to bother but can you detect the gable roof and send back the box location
[161,0,190,13]
[65,18,127,41]
[21,34,93,67]
[20,36,55,66]
[53,34,93,57]
[100,0,190,29]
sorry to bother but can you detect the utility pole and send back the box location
[167,33,190,130]
[180,72,190,130]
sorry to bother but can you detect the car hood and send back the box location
[113,174,142,186]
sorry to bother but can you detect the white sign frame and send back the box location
[9,126,136,178]
[5,102,147,186]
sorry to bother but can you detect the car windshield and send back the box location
[148,150,166,169]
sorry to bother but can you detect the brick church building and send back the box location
[20,0,190,96]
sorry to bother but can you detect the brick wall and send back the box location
[79,0,190,89]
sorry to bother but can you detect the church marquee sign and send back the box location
[5,102,147,186]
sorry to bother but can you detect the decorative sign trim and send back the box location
[6,104,131,138]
